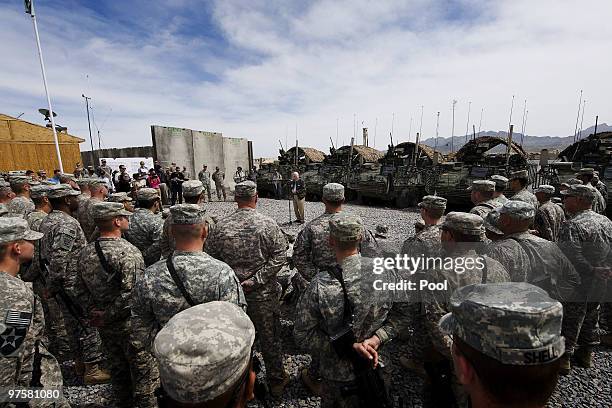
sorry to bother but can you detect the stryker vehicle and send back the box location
[256,146,325,197]
[426,136,536,206]
[346,141,440,207]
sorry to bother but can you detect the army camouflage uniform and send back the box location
[7,196,35,218]
[206,181,288,386]
[0,204,8,217]
[0,218,69,408]
[197,168,212,202]
[534,200,566,242]
[78,197,102,242]
[558,196,612,355]
[486,238,529,283]
[293,212,340,281]
[294,214,391,408]
[78,202,158,408]
[510,188,539,210]
[124,209,163,266]
[468,180,502,219]
[39,194,104,365]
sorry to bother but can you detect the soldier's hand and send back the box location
[241,279,256,293]
[593,267,612,279]
[353,340,379,368]
[89,310,106,327]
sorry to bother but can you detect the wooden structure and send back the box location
[0,114,84,173]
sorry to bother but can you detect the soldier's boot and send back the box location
[83,363,112,385]
[399,356,427,378]
[600,334,612,348]
[558,354,571,375]
[572,346,593,368]
[300,368,322,396]
[269,375,290,398]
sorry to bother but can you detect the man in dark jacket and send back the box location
[290,172,306,223]
[169,167,185,205]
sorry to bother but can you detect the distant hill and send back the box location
[421,123,612,153]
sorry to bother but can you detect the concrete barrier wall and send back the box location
[81,146,155,168]
[192,130,225,182]
[223,137,251,191]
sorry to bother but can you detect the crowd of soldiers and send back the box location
[0,163,610,408]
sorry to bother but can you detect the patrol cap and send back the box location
[9,175,32,186]
[500,200,535,220]
[60,173,77,182]
[322,183,345,202]
[483,209,503,235]
[418,195,447,210]
[560,184,595,202]
[577,167,595,176]
[534,185,555,195]
[76,178,91,187]
[91,202,132,220]
[440,212,484,236]
[88,179,108,188]
[564,178,583,186]
[0,217,44,244]
[182,180,204,198]
[329,213,363,242]
[509,170,529,181]
[136,188,160,201]
[153,301,255,404]
[467,180,496,192]
[30,184,51,199]
[47,184,80,199]
[234,181,257,199]
[490,175,509,189]
[170,204,210,225]
[108,192,132,203]
[439,282,565,366]
[0,180,10,188]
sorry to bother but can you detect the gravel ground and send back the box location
[64,198,611,408]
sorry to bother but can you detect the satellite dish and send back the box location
[38,108,57,121]
[45,123,67,132]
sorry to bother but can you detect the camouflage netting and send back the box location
[557,131,612,165]
[279,147,326,165]
[449,136,527,163]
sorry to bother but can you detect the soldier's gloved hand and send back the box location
[89,310,106,327]
[241,278,256,294]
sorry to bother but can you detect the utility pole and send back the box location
[26,0,63,172]
[82,94,96,167]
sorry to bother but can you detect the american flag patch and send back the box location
[5,310,32,327]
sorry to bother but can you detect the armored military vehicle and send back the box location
[257,146,325,197]
[426,136,536,206]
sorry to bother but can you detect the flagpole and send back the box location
[27,0,64,173]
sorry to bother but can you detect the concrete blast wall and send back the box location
[151,125,250,190]
[81,146,155,168]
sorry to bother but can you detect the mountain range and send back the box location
[420,123,612,153]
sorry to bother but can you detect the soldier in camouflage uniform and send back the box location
[490,175,509,205]
[592,171,608,202]
[132,204,245,349]
[124,188,163,266]
[421,212,510,407]
[77,202,157,407]
[468,180,502,219]
[533,185,565,242]
[206,181,289,396]
[90,192,135,241]
[508,170,539,210]
[78,179,108,242]
[160,180,206,259]
[74,178,91,220]
[212,166,226,201]
[0,179,15,205]
[197,164,213,202]
[7,175,35,218]
[484,209,530,283]
[440,282,565,408]
[558,184,612,370]
[576,168,607,214]
[153,301,256,406]
[0,217,70,408]
[38,184,109,384]
[294,213,392,407]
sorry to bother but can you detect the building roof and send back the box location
[0,113,85,144]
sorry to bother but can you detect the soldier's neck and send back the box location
[335,248,359,263]
[17,192,30,199]
[100,229,122,239]
[175,240,205,252]
[0,257,19,277]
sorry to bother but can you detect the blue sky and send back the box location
[1,0,611,157]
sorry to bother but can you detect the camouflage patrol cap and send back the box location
[490,175,509,189]
[500,200,535,220]
[170,204,210,225]
[560,184,595,202]
[47,184,80,199]
[483,209,503,235]
[0,217,44,244]
[0,204,8,217]
[153,301,255,403]
[136,188,159,201]
[9,175,32,186]
[234,180,257,199]
[329,213,363,242]
[60,173,77,182]
[75,178,91,187]
[0,180,10,188]
[509,170,529,181]
[91,202,132,220]
[30,184,52,199]
[577,167,595,176]
[418,195,447,210]
[534,185,555,195]
[322,183,345,202]
[182,180,204,197]
[108,192,132,203]
[88,179,107,188]
[440,212,484,236]
[439,282,565,365]
[467,180,495,192]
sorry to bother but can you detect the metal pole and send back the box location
[578,100,586,140]
[478,107,484,136]
[522,110,529,146]
[506,124,514,167]
[419,105,424,143]
[464,101,471,144]
[508,95,515,135]
[434,112,440,152]
[520,99,527,145]
[83,95,95,167]
[451,100,457,154]
[594,115,599,137]
[573,90,583,143]
[29,0,63,172]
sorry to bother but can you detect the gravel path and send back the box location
[64,198,611,408]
